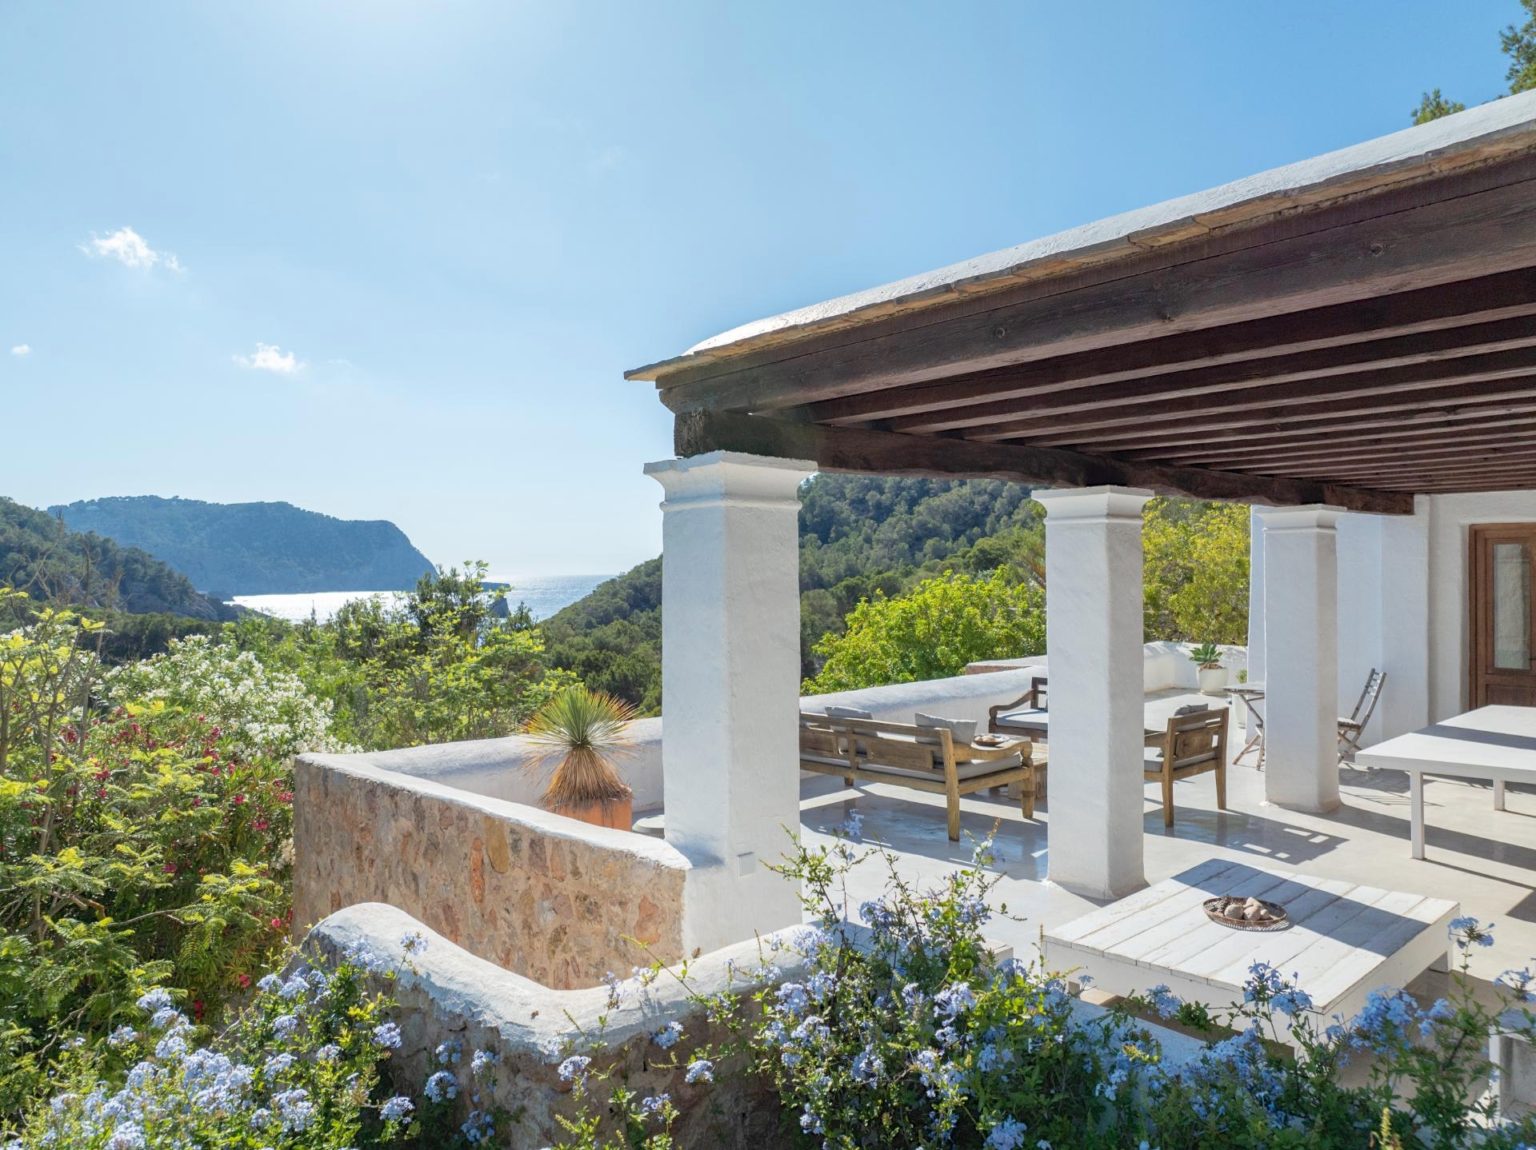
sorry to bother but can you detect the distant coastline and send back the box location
[231,574,613,624]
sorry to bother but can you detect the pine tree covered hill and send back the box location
[50,496,436,597]
[0,497,236,622]
[542,475,1044,711]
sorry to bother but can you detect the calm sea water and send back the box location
[229,574,613,624]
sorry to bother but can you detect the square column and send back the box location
[1258,505,1342,812]
[645,450,815,953]
[1035,486,1153,899]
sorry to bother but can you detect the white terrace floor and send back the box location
[798,700,1536,989]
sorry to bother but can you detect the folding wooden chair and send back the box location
[1339,668,1386,763]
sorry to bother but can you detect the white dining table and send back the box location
[1353,705,1536,859]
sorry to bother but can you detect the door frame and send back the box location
[1467,522,1536,709]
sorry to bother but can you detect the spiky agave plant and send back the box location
[524,686,636,814]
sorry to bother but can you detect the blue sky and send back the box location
[0,2,1513,580]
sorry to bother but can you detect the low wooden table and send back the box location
[1353,705,1536,860]
[1043,858,1458,1045]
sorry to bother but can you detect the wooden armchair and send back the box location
[1339,669,1386,763]
[987,676,1049,740]
[1143,707,1228,827]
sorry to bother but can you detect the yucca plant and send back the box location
[524,686,636,829]
[1186,641,1223,669]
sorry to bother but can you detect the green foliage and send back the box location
[0,498,232,623]
[1504,0,1536,94]
[1411,88,1466,124]
[234,564,573,750]
[805,569,1045,694]
[1412,0,1536,122]
[1143,498,1250,645]
[50,495,435,597]
[1186,642,1224,668]
[9,950,414,1148]
[540,558,663,715]
[0,593,297,1123]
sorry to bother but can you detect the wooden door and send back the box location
[1469,524,1536,707]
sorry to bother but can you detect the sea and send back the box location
[228,574,613,624]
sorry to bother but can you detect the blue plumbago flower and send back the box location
[105,1124,146,1150]
[1146,984,1183,1020]
[776,983,811,1018]
[263,1052,296,1077]
[601,969,623,1010]
[986,1116,1029,1150]
[154,1031,188,1061]
[273,1087,315,1133]
[1271,986,1314,1018]
[971,836,997,868]
[249,1107,273,1130]
[1243,961,1286,1002]
[256,973,283,994]
[799,1107,825,1135]
[107,1026,138,1048]
[471,1048,501,1076]
[835,810,864,841]
[1449,915,1496,949]
[278,975,310,1002]
[685,1059,715,1084]
[1350,988,1419,1049]
[372,1022,402,1049]
[461,1109,495,1142]
[380,1095,414,1122]
[976,1042,1014,1072]
[651,1020,684,1049]
[557,1055,590,1083]
[314,1043,341,1063]
[435,1039,463,1065]
[401,931,428,955]
[424,1070,459,1103]
[850,1047,884,1083]
[934,983,977,1018]
[272,1014,300,1039]
[135,988,173,1014]
[639,1093,671,1121]
[148,1006,185,1032]
[305,969,329,993]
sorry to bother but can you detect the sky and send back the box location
[0,2,1515,580]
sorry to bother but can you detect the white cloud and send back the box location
[234,342,303,375]
[80,226,183,272]
[10,344,30,357]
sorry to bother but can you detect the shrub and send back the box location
[4,945,413,1149]
[0,597,298,1123]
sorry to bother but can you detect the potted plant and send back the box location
[1188,642,1227,695]
[524,686,636,830]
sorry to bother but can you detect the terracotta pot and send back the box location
[556,794,634,830]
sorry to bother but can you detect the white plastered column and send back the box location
[1258,505,1342,812]
[645,451,814,953]
[1035,486,1153,899]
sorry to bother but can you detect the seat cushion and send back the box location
[994,708,1048,731]
[914,712,978,745]
[825,705,874,721]
[863,755,1023,783]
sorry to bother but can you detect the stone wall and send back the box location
[293,756,690,989]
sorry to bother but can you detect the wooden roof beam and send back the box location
[673,411,1414,515]
[657,169,1536,416]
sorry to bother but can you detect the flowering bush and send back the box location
[104,633,343,761]
[4,945,413,1149]
[0,597,298,1123]
[554,829,1536,1150]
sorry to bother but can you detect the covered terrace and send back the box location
[628,91,1536,952]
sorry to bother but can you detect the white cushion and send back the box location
[825,705,874,721]
[913,712,978,745]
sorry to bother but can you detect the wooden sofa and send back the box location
[799,712,1038,841]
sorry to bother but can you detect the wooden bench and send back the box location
[799,713,1037,840]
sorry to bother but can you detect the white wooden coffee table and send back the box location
[1353,705,1536,860]
[1044,859,1458,1044]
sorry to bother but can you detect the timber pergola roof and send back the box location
[629,91,1536,515]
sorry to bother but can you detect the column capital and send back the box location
[644,451,815,508]
[1033,485,1154,522]
[1255,504,1344,531]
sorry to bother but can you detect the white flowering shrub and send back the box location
[104,635,344,760]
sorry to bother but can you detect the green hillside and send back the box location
[543,475,1045,711]
[0,497,236,624]
[50,496,436,596]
